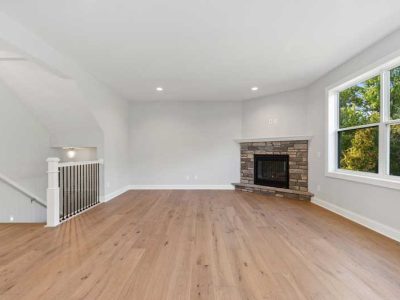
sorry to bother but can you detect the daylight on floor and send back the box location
[1,1,400,299]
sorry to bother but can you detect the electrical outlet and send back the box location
[194,175,198,180]
[186,175,190,181]
[9,215,14,222]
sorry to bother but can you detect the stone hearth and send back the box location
[233,139,313,200]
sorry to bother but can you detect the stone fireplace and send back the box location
[233,138,313,200]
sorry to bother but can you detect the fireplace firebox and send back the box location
[254,154,289,188]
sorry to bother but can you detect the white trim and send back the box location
[58,159,104,167]
[326,170,400,190]
[337,123,379,132]
[311,197,400,242]
[385,119,400,125]
[129,184,235,190]
[103,185,130,202]
[234,135,313,143]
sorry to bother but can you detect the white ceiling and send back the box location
[1,0,400,101]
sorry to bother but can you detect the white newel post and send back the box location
[46,158,60,227]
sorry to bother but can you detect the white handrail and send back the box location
[58,159,104,168]
[0,172,46,208]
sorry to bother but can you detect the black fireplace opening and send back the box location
[254,154,289,188]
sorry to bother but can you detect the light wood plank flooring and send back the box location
[1,190,400,299]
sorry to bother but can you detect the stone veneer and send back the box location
[235,140,312,200]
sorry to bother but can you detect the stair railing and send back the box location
[46,158,104,227]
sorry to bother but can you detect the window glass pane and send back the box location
[338,126,379,173]
[339,75,380,128]
[390,66,400,120]
[390,124,400,176]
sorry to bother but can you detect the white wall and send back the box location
[51,147,97,163]
[241,88,308,138]
[129,101,241,187]
[306,29,400,237]
[0,59,103,149]
[0,80,49,222]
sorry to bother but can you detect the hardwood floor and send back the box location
[1,190,400,299]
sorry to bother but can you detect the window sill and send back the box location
[326,170,400,191]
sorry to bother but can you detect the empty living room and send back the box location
[1,1,400,299]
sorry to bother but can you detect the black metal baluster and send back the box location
[81,165,83,211]
[86,164,88,208]
[70,165,73,217]
[59,167,62,221]
[75,165,78,214]
[77,165,79,213]
[96,163,99,204]
[95,163,97,204]
[79,165,82,211]
[73,165,76,215]
[82,164,85,210]
[62,167,67,219]
[93,164,95,205]
[73,165,75,215]
[87,164,90,208]
[89,164,91,206]
[64,166,66,219]
[69,166,71,217]
[90,164,93,206]
[97,164,100,202]
[83,164,85,210]
[88,164,90,207]
[93,164,96,204]
[97,163,98,204]
[65,167,71,218]
[72,165,75,216]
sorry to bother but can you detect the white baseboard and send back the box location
[128,184,235,190]
[311,197,400,243]
[103,186,130,202]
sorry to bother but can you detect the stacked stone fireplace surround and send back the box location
[233,140,313,200]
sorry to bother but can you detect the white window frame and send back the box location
[326,55,400,190]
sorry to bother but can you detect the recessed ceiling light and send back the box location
[156,87,163,91]
[251,86,259,91]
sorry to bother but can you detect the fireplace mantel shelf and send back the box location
[234,135,313,143]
